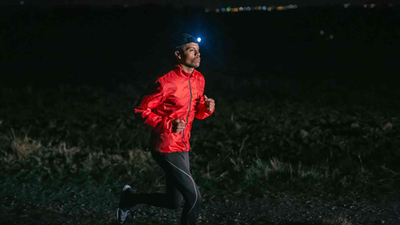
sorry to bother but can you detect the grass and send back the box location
[1,72,400,224]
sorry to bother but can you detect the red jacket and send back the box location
[134,65,215,153]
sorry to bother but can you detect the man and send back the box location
[117,33,215,225]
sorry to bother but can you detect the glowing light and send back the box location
[363,4,368,8]
[344,3,350,8]
[209,4,297,13]
[370,4,375,8]
[286,4,297,9]
[320,30,324,35]
[197,37,202,43]
[20,1,24,5]
[329,34,334,39]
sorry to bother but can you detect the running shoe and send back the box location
[116,185,131,224]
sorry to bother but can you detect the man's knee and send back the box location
[185,188,202,208]
[167,195,184,209]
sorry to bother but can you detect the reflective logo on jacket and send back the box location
[134,65,215,153]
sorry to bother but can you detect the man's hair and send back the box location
[175,44,185,53]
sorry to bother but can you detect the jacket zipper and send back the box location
[181,74,192,151]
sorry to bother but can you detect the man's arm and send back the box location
[134,79,173,133]
[195,94,215,119]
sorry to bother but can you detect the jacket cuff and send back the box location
[156,117,173,134]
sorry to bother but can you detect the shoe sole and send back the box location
[116,185,131,224]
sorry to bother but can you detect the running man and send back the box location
[117,33,215,225]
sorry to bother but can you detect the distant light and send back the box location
[123,4,128,8]
[215,8,220,13]
[320,30,324,35]
[226,6,232,12]
[267,7,273,11]
[239,7,244,11]
[197,37,202,43]
[246,6,251,11]
[20,1,24,5]
[329,34,334,39]
[221,8,226,12]
[277,6,284,10]
[363,4,368,8]
[370,4,375,8]
[232,8,239,12]
[344,3,350,8]
[262,6,267,11]
[257,6,262,10]
[205,8,210,13]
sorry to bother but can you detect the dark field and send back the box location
[1,4,400,225]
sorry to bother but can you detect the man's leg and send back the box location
[159,152,202,225]
[121,152,184,209]
[121,151,201,224]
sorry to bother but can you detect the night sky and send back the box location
[1,0,393,7]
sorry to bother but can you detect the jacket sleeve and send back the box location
[194,77,215,119]
[195,94,215,119]
[134,79,173,134]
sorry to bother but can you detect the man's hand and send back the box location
[172,119,186,133]
[204,95,215,112]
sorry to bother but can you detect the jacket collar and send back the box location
[174,65,196,78]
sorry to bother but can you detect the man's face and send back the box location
[175,42,201,68]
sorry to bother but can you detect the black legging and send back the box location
[126,151,202,225]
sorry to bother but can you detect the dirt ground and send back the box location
[1,186,399,225]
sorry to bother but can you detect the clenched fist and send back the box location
[172,118,186,133]
[204,95,215,112]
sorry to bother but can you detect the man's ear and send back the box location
[174,50,181,59]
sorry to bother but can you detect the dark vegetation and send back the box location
[1,3,400,224]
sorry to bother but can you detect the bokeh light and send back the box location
[205,4,300,14]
